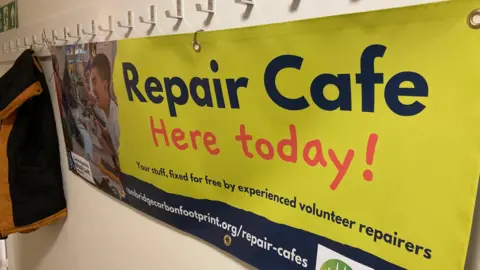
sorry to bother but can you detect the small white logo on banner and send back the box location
[70,151,94,184]
[315,244,373,270]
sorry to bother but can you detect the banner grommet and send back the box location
[467,9,480,29]
[223,235,232,246]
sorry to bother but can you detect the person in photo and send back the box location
[87,53,120,172]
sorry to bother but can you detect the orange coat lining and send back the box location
[0,81,43,120]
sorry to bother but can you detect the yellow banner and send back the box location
[53,0,480,269]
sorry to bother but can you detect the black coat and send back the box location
[0,49,67,238]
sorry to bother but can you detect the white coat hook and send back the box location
[32,35,43,46]
[235,0,254,5]
[82,20,96,36]
[15,38,22,50]
[3,42,11,53]
[99,16,114,32]
[192,29,204,52]
[53,29,68,43]
[196,0,214,13]
[140,5,157,25]
[23,37,31,49]
[166,0,183,19]
[9,40,16,51]
[42,29,55,46]
[67,24,83,39]
[118,10,134,29]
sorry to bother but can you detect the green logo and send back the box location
[320,259,352,270]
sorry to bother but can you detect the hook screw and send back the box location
[193,29,204,52]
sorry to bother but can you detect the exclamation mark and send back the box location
[363,133,378,182]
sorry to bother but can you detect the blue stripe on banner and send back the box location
[120,173,403,270]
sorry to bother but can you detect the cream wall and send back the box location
[2,0,480,269]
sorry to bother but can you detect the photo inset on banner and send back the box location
[51,42,124,200]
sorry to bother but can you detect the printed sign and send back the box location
[70,152,94,184]
[49,1,480,269]
[0,1,17,33]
